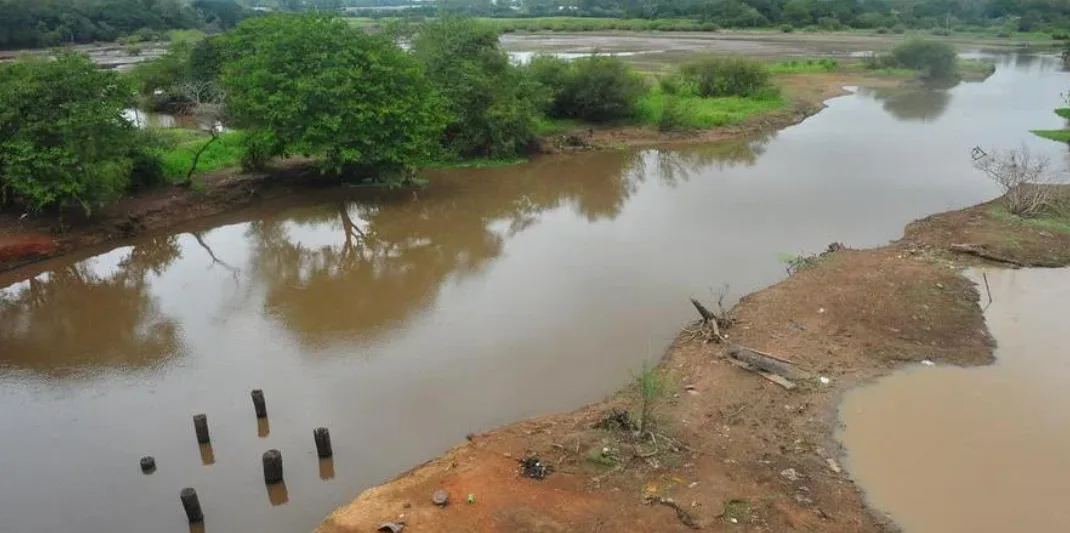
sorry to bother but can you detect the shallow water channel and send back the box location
[840,267,1070,532]
[0,53,1066,533]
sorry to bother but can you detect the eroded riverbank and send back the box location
[315,189,1070,533]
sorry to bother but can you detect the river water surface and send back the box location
[1,53,1066,533]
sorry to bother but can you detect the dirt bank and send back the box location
[314,188,1070,533]
[0,71,901,274]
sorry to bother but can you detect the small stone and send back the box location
[432,489,449,506]
[140,456,156,472]
[688,482,699,489]
[936,282,945,289]
[465,433,475,441]
[402,502,412,509]
[503,452,511,458]
[377,522,404,533]
[780,468,802,481]
[826,458,842,473]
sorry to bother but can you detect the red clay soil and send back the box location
[315,239,1002,533]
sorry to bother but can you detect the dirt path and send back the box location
[0,71,900,274]
[314,189,1070,533]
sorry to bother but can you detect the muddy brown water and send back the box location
[0,53,1066,533]
[840,267,1070,532]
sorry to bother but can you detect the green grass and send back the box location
[423,156,528,170]
[960,58,997,74]
[152,129,245,181]
[1032,129,1070,142]
[167,29,206,44]
[842,63,917,78]
[635,90,786,130]
[1055,108,1070,119]
[532,117,582,135]
[768,57,839,74]
[990,206,1070,234]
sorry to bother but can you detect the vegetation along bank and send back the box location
[0,11,988,271]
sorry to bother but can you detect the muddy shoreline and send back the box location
[0,71,896,275]
[312,191,1070,532]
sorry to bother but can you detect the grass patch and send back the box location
[842,63,917,78]
[990,205,1070,234]
[1032,129,1070,142]
[722,499,751,524]
[768,57,839,74]
[635,90,785,130]
[167,29,206,44]
[532,116,582,136]
[1055,108,1070,119]
[960,58,996,73]
[152,129,245,181]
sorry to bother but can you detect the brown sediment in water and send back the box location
[313,192,1070,533]
[0,70,901,274]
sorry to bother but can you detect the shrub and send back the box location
[891,39,958,78]
[531,54,647,122]
[679,56,772,98]
[0,54,150,213]
[973,146,1057,217]
[780,24,794,33]
[931,27,952,36]
[892,24,906,34]
[412,17,544,158]
[875,27,890,34]
[657,96,688,131]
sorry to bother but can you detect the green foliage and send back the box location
[530,54,648,122]
[679,56,773,98]
[0,0,245,49]
[411,17,544,158]
[632,361,668,434]
[151,129,244,181]
[0,54,153,213]
[1054,108,1070,119]
[218,15,447,181]
[130,41,193,96]
[635,90,785,130]
[780,24,795,33]
[891,39,959,78]
[769,58,839,74]
[1032,129,1070,142]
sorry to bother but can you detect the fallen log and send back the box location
[727,345,811,381]
[725,358,796,390]
[949,243,1026,267]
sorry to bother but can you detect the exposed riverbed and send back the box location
[1,52,1066,533]
[840,267,1070,532]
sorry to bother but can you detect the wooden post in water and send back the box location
[263,449,283,484]
[251,389,267,418]
[313,427,333,458]
[180,488,204,523]
[193,414,210,444]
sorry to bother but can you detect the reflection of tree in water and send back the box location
[0,236,182,378]
[248,150,650,348]
[634,134,774,186]
[861,86,952,122]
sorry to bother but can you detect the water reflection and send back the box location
[859,86,952,122]
[0,236,183,378]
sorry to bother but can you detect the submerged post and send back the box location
[313,427,333,458]
[193,414,210,444]
[263,449,283,484]
[180,488,203,523]
[251,389,267,418]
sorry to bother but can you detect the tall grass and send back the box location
[768,57,839,74]
[152,129,245,182]
[636,89,785,130]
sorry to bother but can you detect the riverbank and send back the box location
[313,187,1070,533]
[0,69,907,273]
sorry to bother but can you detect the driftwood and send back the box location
[689,297,725,342]
[727,345,812,390]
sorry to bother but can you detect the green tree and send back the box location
[891,39,958,79]
[411,17,545,158]
[218,15,447,181]
[0,54,154,213]
[531,54,648,122]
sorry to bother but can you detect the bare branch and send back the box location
[973,145,1055,217]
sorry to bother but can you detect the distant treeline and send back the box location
[426,0,1070,32]
[0,0,246,49]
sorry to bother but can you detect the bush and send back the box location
[930,27,952,36]
[678,56,772,98]
[412,17,545,158]
[875,27,890,34]
[657,96,688,131]
[780,24,794,33]
[891,39,958,78]
[0,54,151,213]
[892,24,906,34]
[530,54,647,122]
[862,52,901,69]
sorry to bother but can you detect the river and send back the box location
[0,52,1066,533]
